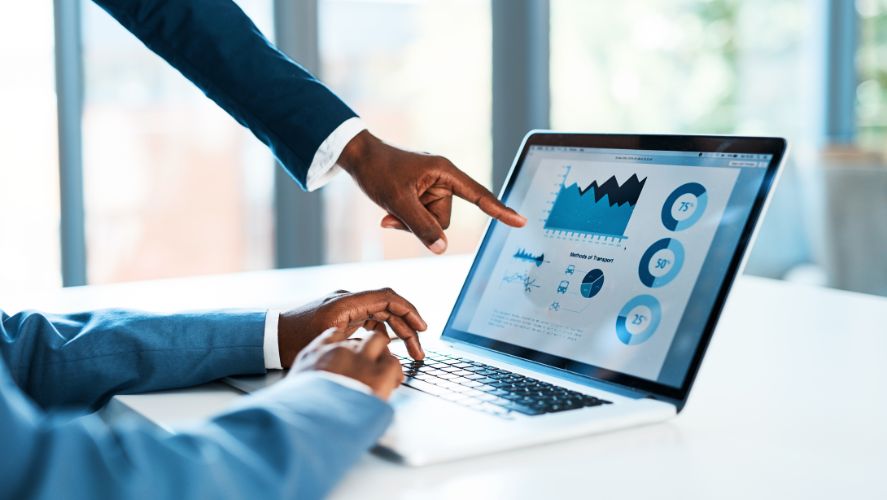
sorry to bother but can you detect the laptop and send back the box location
[226,131,787,466]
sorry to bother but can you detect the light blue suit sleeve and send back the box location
[0,359,394,499]
[0,309,267,410]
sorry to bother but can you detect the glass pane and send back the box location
[551,0,810,140]
[0,4,61,291]
[80,1,275,284]
[319,0,492,262]
[857,0,887,150]
[550,0,824,282]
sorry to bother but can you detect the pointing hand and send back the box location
[337,131,527,254]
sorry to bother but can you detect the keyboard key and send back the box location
[459,396,485,407]
[502,401,545,416]
[438,393,462,402]
[439,382,469,393]
[477,403,509,416]
[403,378,449,397]
[489,396,510,406]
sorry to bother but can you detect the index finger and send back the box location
[447,166,527,227]
[386,315,424,361]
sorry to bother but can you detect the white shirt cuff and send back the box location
[304,117,367,191]
[314,371,374,396]
[263,310,282,370]
[263,311,375,396]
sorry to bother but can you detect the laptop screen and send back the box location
[444,136,780,395]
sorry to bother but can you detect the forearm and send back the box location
[91,0,357,187]
[1,309,266,409]
[4,371,392,500]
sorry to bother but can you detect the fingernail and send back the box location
[429,238,447,254]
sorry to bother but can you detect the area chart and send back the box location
[544,172,647,239]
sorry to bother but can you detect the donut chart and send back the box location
[616,295,662,345]
[662,182,708,231]
[638,238,685,288]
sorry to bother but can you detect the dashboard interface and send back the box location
[448,144,773,388]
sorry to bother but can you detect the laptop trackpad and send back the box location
[377,387,514,465]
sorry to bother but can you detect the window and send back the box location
[550,0,811,140]
[552,0,739,133]
[549,0,817,278]
[4,0,880,295]
[79,0,276,284]
[319,0,492,262]
[0,3,61,291]
[857,0,887,149]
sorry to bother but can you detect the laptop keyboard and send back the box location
[395,351,611,418]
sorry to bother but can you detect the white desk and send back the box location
[7,256,886,499]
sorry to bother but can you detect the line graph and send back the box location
[501,272,541,293]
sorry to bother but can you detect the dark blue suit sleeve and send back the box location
[0,360,394,500]
[0,309,266,410]
[91,0,358,188]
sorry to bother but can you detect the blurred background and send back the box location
[1,0,885,297]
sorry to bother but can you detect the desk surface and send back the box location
[8,256,887,500]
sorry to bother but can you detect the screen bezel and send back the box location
[441,132,787,409]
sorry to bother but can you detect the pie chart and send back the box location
[580,269,605,298]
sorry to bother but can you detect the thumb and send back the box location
[392,198,448,254]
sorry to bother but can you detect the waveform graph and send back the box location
[512,248,546,267]
[544,167,647,244]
